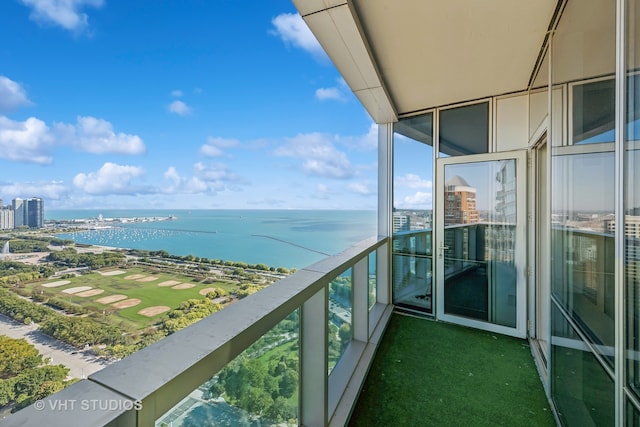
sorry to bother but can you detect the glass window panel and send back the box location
[392,113,433,315]
[439,102,489,156]
[368,251,376,309]
[550,0,616,386]
[155,310,300,426]
[571,74,640,146]
[394,113,433,146]
[328,269,352,374]
[551,152,615,366]
[551,303,614,426]
[572,78,615,144]
[627,0,640,402]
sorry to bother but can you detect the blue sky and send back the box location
[0,0,410,211]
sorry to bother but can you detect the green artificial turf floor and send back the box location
[349,313,556,427]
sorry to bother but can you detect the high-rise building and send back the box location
[7,197,44,229]
[444,175,479,225]
[0,206,13,230]
[392,212,410,233]
[11,198,25,228]
[26,198,44,228]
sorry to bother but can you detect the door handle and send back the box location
[438,242,449,258]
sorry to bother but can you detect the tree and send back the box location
[0,379,16,407]
[279,369,298,399]
[266,396,296,423]
[338,323,352,352]
[0,336,42,379]
[240,387,272,415]
[12,365,68,410]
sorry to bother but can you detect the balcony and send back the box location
[3,228,558,426]
[4,236,392,426]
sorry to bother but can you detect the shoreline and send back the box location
[46,215,177,230]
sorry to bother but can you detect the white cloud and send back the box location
[0,115,145,164]
[275,133,353,179]
[395,173,432,189]
[200,136,240,157]
[346,181,373,195]
[207,136,239,148]
[338,123,378,152]
[160,162,246,194]
[199,145,224,157]
[191,162,246,192]
[73,162,145,194]
[271,13,326,61]
[401,191,433,208]
[162,166,209,194]
[168,100,191,116]
[315,87,346,102]
[0,181,68,200]
[0,76,33,113]
[163,166,181,186]
[171,89,183,98]
[20,0,104,32]
[54,116,146,154]
[194,162,230,183]
[359,123,378,150]
[0,116,54,164]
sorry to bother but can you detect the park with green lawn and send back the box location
[23,267,236,330]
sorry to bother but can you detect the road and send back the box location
[0,314,112,379]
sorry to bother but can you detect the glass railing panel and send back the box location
[551,228,615,366]
[392,230,432,314]
[443,224,487,321]
[368,251,376,309]
[155,310,300,427]
[551,303,614,426]
[441,223,517,327]
[328,269,352,374]
[393,229,432,257]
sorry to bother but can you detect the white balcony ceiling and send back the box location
[293,0,558,123]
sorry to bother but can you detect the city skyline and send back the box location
[0,196,44,229]
[0,1,434,211]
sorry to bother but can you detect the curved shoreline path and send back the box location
[0,314,112,379]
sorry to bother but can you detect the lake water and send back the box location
[49,210,377,269]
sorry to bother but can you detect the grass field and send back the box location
[25,267,234,330]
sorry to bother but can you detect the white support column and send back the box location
[378,123,393,238]
[301,287,328,427]
[353,256,369,342]
[377,123,393,308]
